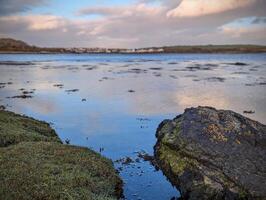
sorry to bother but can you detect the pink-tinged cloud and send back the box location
[167,0,256,18]
[0,1,265,47]
[78,3,163,17]
[220,24,266,38]
[27,15,66,30]
[0,15,66,31]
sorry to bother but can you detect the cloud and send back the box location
[220,22,266,39]
[78,6,128,17]
[0,15,66,31]
[167,0,256,18]
[0,0,48,15]
[26,15,66,30]
[78,3,164,17]
[138,0,181,8]
[221,25,266,37]
[215,16,266,44]
[0,0,266,47]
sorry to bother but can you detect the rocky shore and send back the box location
[154,106,266,200]
[0,110,122,200]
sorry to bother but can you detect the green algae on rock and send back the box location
[154,107,266,200]
[0,110,122,200]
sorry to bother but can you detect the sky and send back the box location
[0,0,265,48]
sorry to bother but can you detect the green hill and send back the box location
[0,38,35,51]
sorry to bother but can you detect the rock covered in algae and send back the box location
[154,106,266,200]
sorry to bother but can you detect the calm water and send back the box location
[0,53,266,200]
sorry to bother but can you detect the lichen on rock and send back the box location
[154,106,266,200]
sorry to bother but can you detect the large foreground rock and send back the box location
[154,106,266,200]
[0,110,122,200]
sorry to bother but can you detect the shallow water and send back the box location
[0,53,266,200]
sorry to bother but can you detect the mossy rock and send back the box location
[154,107,266,200]
[0,110,61,147]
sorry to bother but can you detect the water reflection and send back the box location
[0,53,266,200]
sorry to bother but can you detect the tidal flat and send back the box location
[0,53,266,200]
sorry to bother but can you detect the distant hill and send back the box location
[0,38,35,51]
[162,45,266,53]
[0,38,266,54]
[0,38,64,53]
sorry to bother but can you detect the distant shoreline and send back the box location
[1,51,266,54]
[1,38,266,54]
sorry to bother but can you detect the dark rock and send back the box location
[192,79,200,82]
[65,139,70,144]
[10,95,33,99]
[243,110,255,114]
[186,65,212,71]
[65,89,79,93]
[128,68,147,74]
[205,77,226,82]
[168,62,178,65]
[227,62,248,66]
[245,82,266,87]
[137,151,154,162]
[234,62,248,66]
[149,67,163,70]
[136,150,160,169]
[22,90,34,95]
[0,82,12,86]
[154,106,266,200]
[53,84,64,88]
[86,66,97,70]
[122,157,134,165]
[115,156,134,165]
[0,61,34,66]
